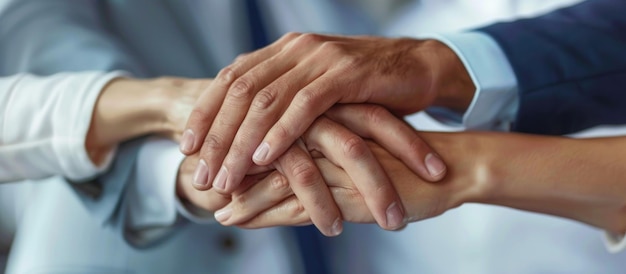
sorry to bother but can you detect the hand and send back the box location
[180,34,471,192]
[153,77,213,142]
[213,105,462,230]
[225,142,458,228]
[213,119,474,228]
[177,147,347,236]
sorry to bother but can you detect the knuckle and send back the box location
[290,160,319,187]
[364,105,390,125]
[298,33,324,45]
[234,53,249,63]
[408,135,429,155]
[319,41,343,55]
[272,122,293,142]
[229,78,256,100]
[270,174,289,192]
[189,108,213,125]
[282,32,302,41]
[229,78,254,99]
[288,200,306,218]
[295,89,319,112]
[203,134,225,151]
[218,66,237,83]
[341,135,369,159]
[340,55,360,71]
[252,88,277,112]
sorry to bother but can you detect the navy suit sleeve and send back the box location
[479,0,626,135]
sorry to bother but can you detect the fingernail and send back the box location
[193,160,209,187]
[179,129,195,153]
[425,153,446,178]
[330,218,343,237]
[213,166,228,191]
[253,142,270,163]
[214,207,232,223]
[386,202,404,229]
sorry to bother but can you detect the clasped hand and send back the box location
[177,104,467,235]
[176,33,475,235]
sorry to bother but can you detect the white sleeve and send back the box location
[604,232,626,253]
[0,72,125,182]
[426,32,520,131]
[128,138,215,230]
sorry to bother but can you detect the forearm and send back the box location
[86,78,172,165]
[423,131,626,234]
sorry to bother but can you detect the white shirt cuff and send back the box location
[426,32,519,131]
[604,231,626,253]
[128,138,215,229]
[127,138,185,229]
[175,196,217,224]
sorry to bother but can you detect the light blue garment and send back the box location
[0,1,373,273]
[3,0,626,273]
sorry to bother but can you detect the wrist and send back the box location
[86,78,168,159]
[419,132,491,208]
[100,77,171,134]
[150,77,210,141]
[419,39,475,112]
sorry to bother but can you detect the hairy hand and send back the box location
[180,34,457,194]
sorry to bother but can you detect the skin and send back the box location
[89,78,626,236]
[181,33,475,232]
[85,77,211,165]
[207,105,626,236]
[86,77,428,236]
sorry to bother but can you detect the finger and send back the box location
[313,158,373,223]
[177,155,229,210]
[219,62,326,194]
[325,104,447,182]
[215,171,294,226]
[304,117,406,230]
[180,33,299,155]
[237,196,312,228]
[273,140,343,236]
[253,70,344,166]
[238,181,371,229]
[198,51,301,192]
[238,158,375,229]
[179,80,225,157]
[246,164,275,175]
[182,172,263,213]
[181,187,231,213]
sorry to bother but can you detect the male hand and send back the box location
[181,34,469,190]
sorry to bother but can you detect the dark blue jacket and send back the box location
[480,0,626,135]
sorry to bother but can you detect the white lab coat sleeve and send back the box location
[0,72,125,182]
[604,232,626,253]
[130,138,216,229]
[0,0,189,244]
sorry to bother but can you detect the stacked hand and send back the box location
[178,33,475,235]
[176,105,476,230]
